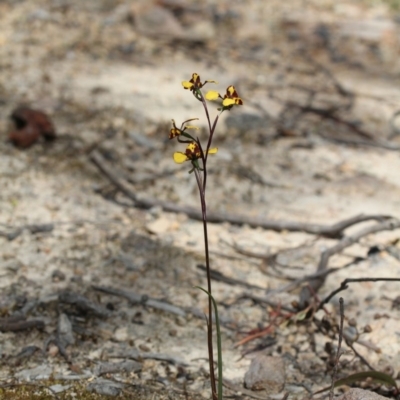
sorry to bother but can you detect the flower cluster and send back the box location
[169,73,243,171]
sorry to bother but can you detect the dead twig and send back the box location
[234,302,293,347]
[0,318,45,332]
[229,238,317,261]
[239,293,296,314]
[299,218,400,309]
[92,285,186,317]
[257,255,364,300]
[318,277,400,311]
[196,264,266,291]
[0,223,54,241]
[59,290,110,318]
[90,150,391,238]
[109,348,188,366]
[275,96,374,141]
[92,285,235,327]
[346,341,375,371]
[320,133,400,151]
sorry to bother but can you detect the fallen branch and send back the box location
[250,255,364,301]
[239,293,296,313]
[0,318,45,332]
[59,290,110,318]
[320,133,400,151]
[318,277,400,311]
[196,264,266,290]
[92,285,234,326]
[0,223,54,241]
[299,219,400,308]
[92,285,186,317]
[90,150,391,238]
[109,348,188,366]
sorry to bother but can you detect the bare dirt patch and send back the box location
[1,1,400,399]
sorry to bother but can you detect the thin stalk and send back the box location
[196,287,223,400]
[205,114,220,162]
[198,90,213,136]
[194,168,217,400]
[198,90,221,191]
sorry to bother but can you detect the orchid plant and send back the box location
[169,73,243,400]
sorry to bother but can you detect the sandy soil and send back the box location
[1,1,400,399]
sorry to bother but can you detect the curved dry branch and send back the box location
[299,219,400,308]
[90,150,392,239]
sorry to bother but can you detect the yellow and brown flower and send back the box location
[182,73,217,92]
[173,141,218,164]
[169,118,199,140]
[205,85,243,109]
[222,85,243,107]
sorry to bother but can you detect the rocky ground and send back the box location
[1,0,400,399]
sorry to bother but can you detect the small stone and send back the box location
[112,117,126,128]
[113,327,129,342]
[48,344,59,357]
[186,20,216,42]
[146,216,176,235]
[49,384,71,394]
[15,365,52,381]
[139,343,150,352]
[52,270,66,282]
[94,360,142,376]
[175,316,186,327]
[299,341,310,352]
[3,259,23,272]
[57,313,75,347]
[87,378,125,396]
[133,5,185,40]
[98,328,113,340]
[244,354,285,394]
[336,388,389,400]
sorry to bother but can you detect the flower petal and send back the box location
[191,73,200,82]
[207,147,218,155]
[222,98,235,107]
[184,125,199,130]
[234,97,243,105]
[204,80,218,84]
[182,81,194,89]
[169,128,181,139]
[226,85,237,96]
[205,90,220,101]
[173,152,188,163]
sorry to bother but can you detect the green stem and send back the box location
[194,168,217,400]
